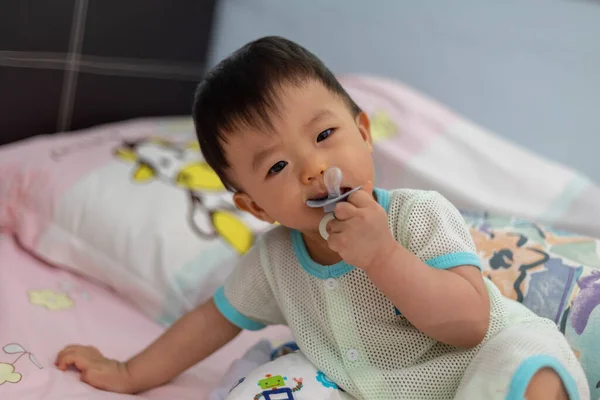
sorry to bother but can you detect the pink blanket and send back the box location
[0,235,291,399]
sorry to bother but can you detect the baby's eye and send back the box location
[267,161,288,176]
[316,128,334,142]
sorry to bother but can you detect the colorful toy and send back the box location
[254,373,303,400]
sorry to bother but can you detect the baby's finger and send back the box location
[56,346,74,361]
[57,347,93,371]
[327,218,351,235]
[347,181,375,208]
[65,354,95,372]
[56,348,76,368]
[362,180,375,196]
[347,189,374,208]
[56,352,78,371]
[56,345,86,366]
[333,202,357,221]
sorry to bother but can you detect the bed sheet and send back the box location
[0,234,291,399]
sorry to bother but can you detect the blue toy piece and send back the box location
[270,341,300,360]
[316,371,339,389]
[263,387,294,400]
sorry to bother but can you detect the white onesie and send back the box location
[215,188,589,399]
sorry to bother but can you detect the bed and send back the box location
[2,4,600,399]
[2,78,600,399]
[0,2,296,398]
[0,233,291,399]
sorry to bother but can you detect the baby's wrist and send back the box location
[122,359,145,394]
[365,239,402,274]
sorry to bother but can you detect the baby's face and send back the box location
[225,79,375,234]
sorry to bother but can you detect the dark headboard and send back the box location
[0,0,218,145]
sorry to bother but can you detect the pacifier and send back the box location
[306,166,362,240]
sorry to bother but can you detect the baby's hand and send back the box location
[55,345,135,393]
[326,181,397,271]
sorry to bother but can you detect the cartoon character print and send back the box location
[114,138,256,254]
[465,212,600,397]
[467,217,584,325]
[470,228,548,302]
[511,223,600,268]
[254,374,303,400]
[0,344,42,386]
[563,271,600,396]
[570,271,600,335]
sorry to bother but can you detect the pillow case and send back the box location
[463,211,600,397]
[0,117,272,325]
[341,75,600,239]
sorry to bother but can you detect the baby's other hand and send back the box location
[55,345,135,393]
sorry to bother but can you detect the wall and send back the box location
[208,0,600,182]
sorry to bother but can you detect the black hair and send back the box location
[192,36,361,191]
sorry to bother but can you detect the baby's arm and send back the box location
[55,298,241,393]
[363,190,489,348]
[329,188,489,348]
[367,248,489,348]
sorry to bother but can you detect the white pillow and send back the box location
[0,117,272,325]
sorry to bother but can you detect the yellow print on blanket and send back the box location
[114,138,256,254]
[370,110,399,142]
[28,289,74,311]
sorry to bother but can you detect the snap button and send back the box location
[325,278,337,290]
[347,349,359,362]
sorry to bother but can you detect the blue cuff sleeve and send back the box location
[425,252,482,270]
[507,355,579,400]
[213,286,266,331]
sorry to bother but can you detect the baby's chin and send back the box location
[276,215,323,234]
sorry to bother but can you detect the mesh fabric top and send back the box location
[214,189,548,399]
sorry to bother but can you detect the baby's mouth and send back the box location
[309,187,352,201]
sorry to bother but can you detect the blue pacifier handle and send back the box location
[306,186,362,212]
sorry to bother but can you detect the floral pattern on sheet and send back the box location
[29,289,74,311]
[28,280,91,311]
[462,211,600,397]
[0,344,42,386]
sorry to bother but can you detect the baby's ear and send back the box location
[233,192,276,224]
[356,111,373,151]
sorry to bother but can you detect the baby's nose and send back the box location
[301,159,327,184]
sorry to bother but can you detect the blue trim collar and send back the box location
[291,188,390,280]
